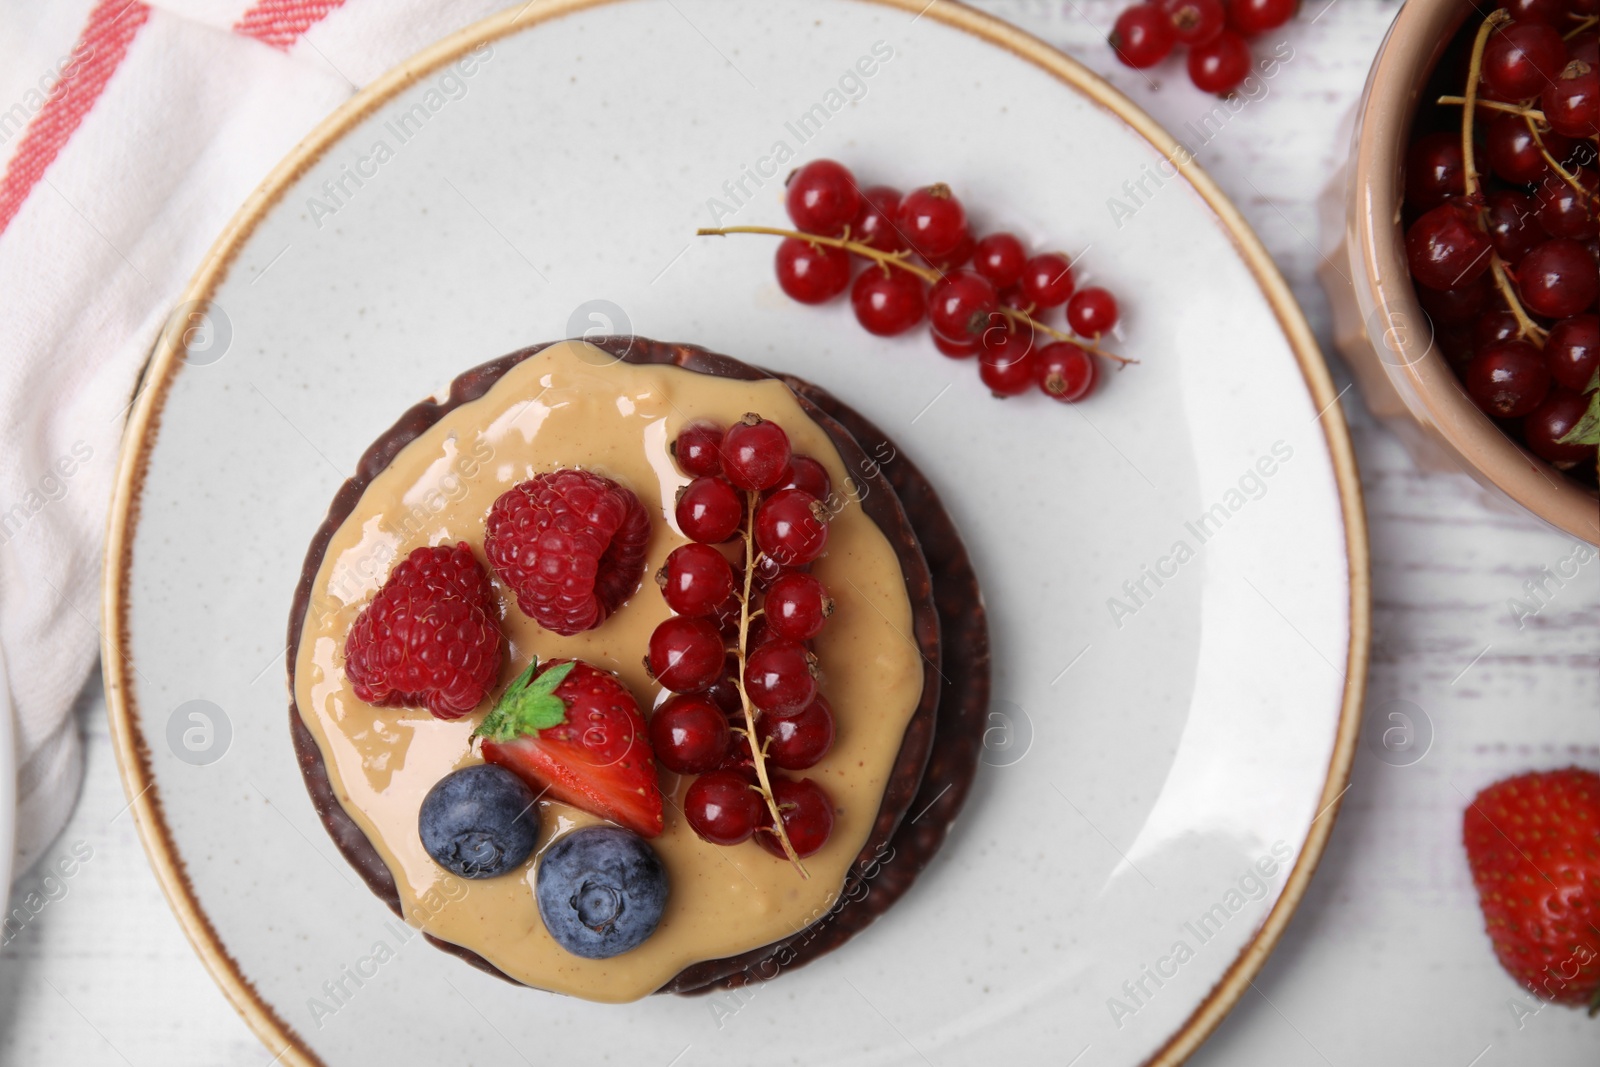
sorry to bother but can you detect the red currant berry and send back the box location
[932,331,979,359]
[1503,0,1565,23]
[851,266,925,336]
[1485,112,1574,184]
[1542,60,1599,139]
[973,233,1027,289]
[898,183,968,260]
[852,185,907,252]
[755,488,829,566]
[672,420,723,478]
[763,571,833,641]
[1405,202,1493,291]
[744,638,817,717]
[1019,253,1076,309]
[775,238,851,304]
[1188,30,1252,94]
[650,694,731,775]
[1228,0,1297,36]
[1473,309,1522,352]
[721,415,792,491]
[1534,167,1598,239]
[720,728,754,771]
[1482,22,1567,100]
[648,615,726,692]
[1110,3,1176,69]
[701,661,745,717]
[772,455,831,502]
[685,768,764,845]
[1483,189,1543,263]
[923,229,976,274]
[754,776,834,859]
[736,541,793,592]
[928,269,998,343]
[676,476,743,543]
[1546,314,1599,391]
[784,159,861,236]
[1466,339,1551,417]
[1113,3,1177,68]
[1523,389,1598,465]
[1439,325,1477,369]
[1066,286,1120,338]
[758,696,835,771]
[1405,132,1465,212]
[998,283,1038,315]
[979,342,1037,396]
[1573,32,1599,67]
[977,310,1036,382]
[1418,272,1495,328]
[1517,237,1600,318]
[1035,341,1098,402]
[1164,0,1226,47]
[658,543,735,617]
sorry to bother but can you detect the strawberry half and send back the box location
[475,658,664,838]
[1463,766,1600,1012]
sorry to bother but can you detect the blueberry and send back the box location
[536,826,669,959]
[418,764,540,879]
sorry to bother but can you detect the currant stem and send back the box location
[700,225,940,283]
[1524,112,1589,197]
[1435,95,1548,121]
[1460,10,1508,201]
[1457,9,1547,346]
[697,226,1137,366]
[733,486,807,876]
[1565,15,1598,40]
[1492,258,1549,342]
[994,307,1137,365]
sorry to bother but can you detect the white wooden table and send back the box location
[5,2,1597,1064]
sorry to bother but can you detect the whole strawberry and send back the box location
[1463,766,1600,1012]
[485,469,651,636]
[344,542,503,720]
[476,658,664,838]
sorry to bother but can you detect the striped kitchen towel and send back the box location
[0,0,512,879]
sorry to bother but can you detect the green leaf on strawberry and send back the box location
[475,658,665,838]
[474,658,577,742]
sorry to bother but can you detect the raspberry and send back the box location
[344,542,503,720]
[485,469,651,636]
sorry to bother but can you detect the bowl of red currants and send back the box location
[1320,0,1599,542]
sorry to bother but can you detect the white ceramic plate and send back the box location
[104,2,1368,1064]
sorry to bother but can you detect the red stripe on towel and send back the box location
[0,1,152,237]
[233,0,348,51]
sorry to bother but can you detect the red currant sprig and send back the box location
[1402,4,1600,478]
[698,160,1136,405]
[652,414,840,873]
[1108,0,1297,95]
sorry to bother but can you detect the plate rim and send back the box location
[99,1,1371,1064]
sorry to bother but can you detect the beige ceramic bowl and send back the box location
[1320,0,1599,544]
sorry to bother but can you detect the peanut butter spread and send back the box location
[293,341,925,1001]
